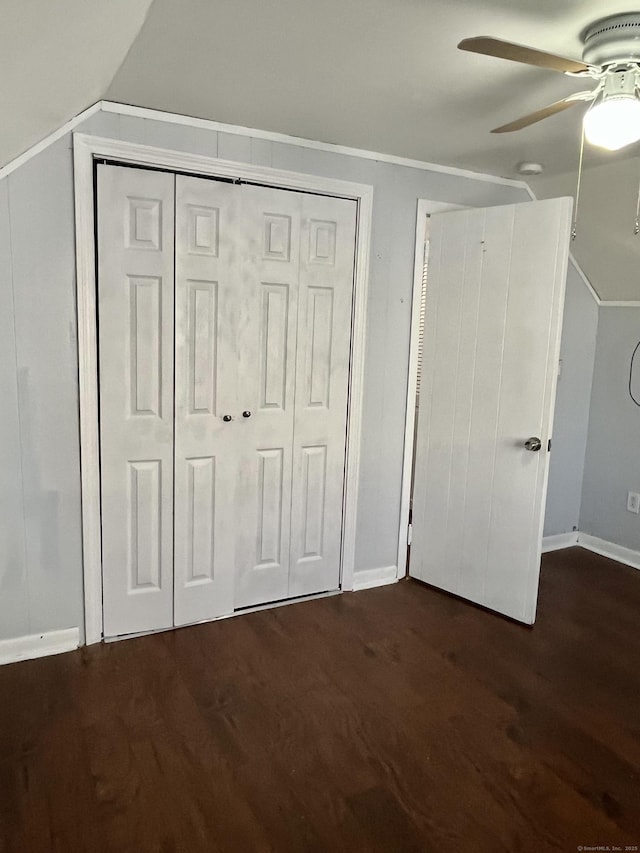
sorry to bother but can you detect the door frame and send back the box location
[73,132,373,644]
[396,199,465,579]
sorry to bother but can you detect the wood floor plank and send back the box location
[0,546,638,852]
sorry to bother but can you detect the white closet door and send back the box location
[289,194,357,596]
[98,165,175,637]
[233,185,301,608]
[173,176,238,626]
[98,168,359,631]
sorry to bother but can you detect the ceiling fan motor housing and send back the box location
[582,13,640,67]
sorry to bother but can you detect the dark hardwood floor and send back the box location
[1,547,639,852]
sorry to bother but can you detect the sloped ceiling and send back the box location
[531,159,640,301]
[0,0,154,165]
[5,0,640,299]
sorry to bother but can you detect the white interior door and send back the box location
[233,185,356,607]
[288,192,357,597]
[410,198,572,624]
[232,184,300,608]
[98,164,176,637]
[233,185,357,608]
[173,175,238,626]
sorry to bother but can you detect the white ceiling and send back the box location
[0,0,154,166]
[107,0,640,178]
[105,0,640,301]
[5,0,640,299]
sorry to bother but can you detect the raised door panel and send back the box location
[184,457,216,583]
[259,283,290,410]
[128,460,162,589]
[97,164,175,637]
[128,275,163,416]
[289,195,357,597]
[233,185,300,609]
[256,448,285,566]
[187,281,218,415]
[173,175,238,626]
[298,445,328,559]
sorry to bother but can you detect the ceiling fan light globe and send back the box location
[583,96,640,150]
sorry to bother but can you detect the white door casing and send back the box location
[74,134,373,644]
[409,198,572,624]
[97,164,176,637]
[397,200,465,577]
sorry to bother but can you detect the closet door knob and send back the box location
[223,415,233,422]
[242,411,252,418]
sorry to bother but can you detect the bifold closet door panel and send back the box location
[97,165,175,637]
[173,176,238,626]
[289,195,357,597]
[233,185,301,609]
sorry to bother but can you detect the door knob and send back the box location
[223,415,233,422]
[524,436,542,452]
[242,411,252,418]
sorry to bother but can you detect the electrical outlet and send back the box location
[627,491,640,514]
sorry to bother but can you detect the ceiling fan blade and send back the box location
[491,97,586,133]
[459,36,591,74]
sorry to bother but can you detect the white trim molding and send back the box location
[599,301,640,308]
[0,628,80,666]
[74,132,373,642]
[101,101,532,190]
[396,199,466,579]
[542,530,640,571]
[0,103,101,180]
[352,566,398,591]
[541,531,580,552]
[578,532,640,571]
[568,252,602,305]
[0,99,537,191]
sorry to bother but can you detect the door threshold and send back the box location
[233,587,341,616]
[104,588,342,643]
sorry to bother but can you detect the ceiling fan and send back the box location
[459,13,640,150]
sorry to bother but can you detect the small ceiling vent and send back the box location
[516,161,544,175]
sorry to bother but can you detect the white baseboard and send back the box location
[542,530,640,572]
[353,565,398,591]
[0,627,80,666]
[577,533,640,572]
[542,531,580,552]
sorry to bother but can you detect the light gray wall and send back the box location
[580,307,640,549]
[0,136,86,642]
[0,106,591,642]
[543,264,598,537]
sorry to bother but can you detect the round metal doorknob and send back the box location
[524,436,542,452]
[222,415,233,422]
[242,411,252,418]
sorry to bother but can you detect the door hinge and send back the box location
[548,439,552,452]
[407,522,413,545]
